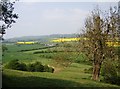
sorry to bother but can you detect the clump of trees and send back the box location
[5,59,27,71]
[79,6,119,81]
[5,59,54,73]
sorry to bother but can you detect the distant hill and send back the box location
[3,34,79,43]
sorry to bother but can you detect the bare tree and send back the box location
[80,6,118,81]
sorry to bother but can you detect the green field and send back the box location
[2,43,120,88]
[2,44,49,63]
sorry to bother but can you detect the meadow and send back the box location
[2,42,120,88]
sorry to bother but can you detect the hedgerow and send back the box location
[5,60,54,73]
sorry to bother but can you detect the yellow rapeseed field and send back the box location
[52,37,89,42]
[16,42,35,44]
[106,41,120,47]
[52,38,80,42]
[52,38,120,47]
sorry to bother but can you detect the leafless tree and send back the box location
[80,6,118,81]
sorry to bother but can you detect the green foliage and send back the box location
[44,65,54,73]
[27,63,35,72]
[34,62,44,72]
[27,61,54,73]
[101,60,120,85]
[43,65,49,72]
[19,62,27,71]
[48,67,54,73]
[74,53,92,65]
[5,59,27,71]
[5,60,54,73]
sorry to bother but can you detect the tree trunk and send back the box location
[92,63,101,81]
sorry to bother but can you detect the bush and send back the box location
[34,64,44,72]
[27,63,35,72]
[34,62,44,72]
[44,65,49,72]
[101,60,119,85]
[5,59,27,71]
[18,62,27,71]
[48,67,54,73]
[5,60,54,73]
[27,62,54,73]
[44,65,54,73]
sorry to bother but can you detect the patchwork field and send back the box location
[2,43,120,88]
[52,37,120,47]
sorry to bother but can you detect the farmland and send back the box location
[1,1,120,88]
[2,38,120,88]
[52,37,120,47]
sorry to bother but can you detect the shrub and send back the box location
[43,65,54,73]
[33,61,42,66]
[48,67,54,73]
[5,59,18,69]
[26,61,54,73]
[27,63,35,72]
[44,65,49,72]
[5,60,54,73]
[101,60,119,85]
[5,59,27,71]
[34,62,44,72]
[18,62,27,71]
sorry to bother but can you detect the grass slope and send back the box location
[2,44,120,88]
[2,63,120,88]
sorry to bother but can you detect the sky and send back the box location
[4,1,118,39]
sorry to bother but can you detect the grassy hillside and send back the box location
[2,44,55,63]
[2,42,120,88]
[3,63,120,88]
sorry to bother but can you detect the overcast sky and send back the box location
[4,1,118,39]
